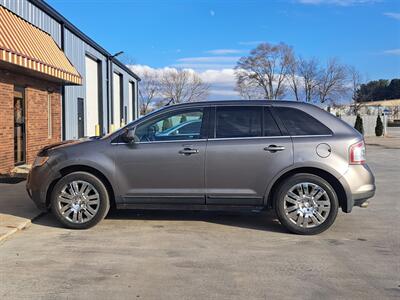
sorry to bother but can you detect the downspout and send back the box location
[60,22,66,140]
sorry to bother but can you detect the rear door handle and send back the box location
[179,148,199,155]
[264,145,285,152]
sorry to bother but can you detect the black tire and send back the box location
[274,173,339,235]
[51,171,110,229]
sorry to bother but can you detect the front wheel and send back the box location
[274,173,339,235]
[51,172,110,229]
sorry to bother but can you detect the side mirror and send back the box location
[121,129,135,144]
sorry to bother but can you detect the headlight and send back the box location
[32,156,49,168]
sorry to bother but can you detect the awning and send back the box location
[0,5,82,85]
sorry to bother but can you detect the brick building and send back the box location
[0,5,81,174]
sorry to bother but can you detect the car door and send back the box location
[205,105,293,205]
[114,107,209,205]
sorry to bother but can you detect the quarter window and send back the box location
[275,107,332,136]
[134,109,204,142]
[216,106,262,138]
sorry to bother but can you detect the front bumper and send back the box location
[26,162,61,211]
[339,163,376,212]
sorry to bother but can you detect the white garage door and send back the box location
[128,81,134,122]
[85,56,99,136]
[113,73,122,129]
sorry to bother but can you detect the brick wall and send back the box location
[0,70,61,174]
[0,78,14,174]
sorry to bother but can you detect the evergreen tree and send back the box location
[354,114,364,135]
[375,114,383,137]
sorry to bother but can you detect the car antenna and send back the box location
[165,98,174,106]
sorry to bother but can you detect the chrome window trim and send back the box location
[208,134,333,141]
[208,136,290,141]
[111,134,333,145]
[111,139,208,145]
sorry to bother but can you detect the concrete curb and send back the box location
[0,212,45,243]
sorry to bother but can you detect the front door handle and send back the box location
[264,145,285,152]
[179,148,199,155]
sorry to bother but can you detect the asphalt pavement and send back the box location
[0,144,399,300]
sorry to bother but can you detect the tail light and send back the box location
[350,140,366,164]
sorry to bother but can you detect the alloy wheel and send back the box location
[56,180,100,224]
[284,182,331,228]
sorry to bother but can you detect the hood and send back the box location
[38,137,100,156]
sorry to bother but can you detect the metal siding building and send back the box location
[0,0,140,140]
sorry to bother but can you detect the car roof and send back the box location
[166,100,311,109]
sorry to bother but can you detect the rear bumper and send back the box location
[26,163,61,211]
[340,164,375,212]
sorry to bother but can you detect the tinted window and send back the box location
[276,107,332,136]
[264,108,282,136]
[216,106,262,138]
[135,109,204,142]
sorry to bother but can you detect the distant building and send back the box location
[0,0,140,174]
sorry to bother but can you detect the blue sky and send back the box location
[48,0,400,99]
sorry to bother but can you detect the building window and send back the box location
[48,92,52,138]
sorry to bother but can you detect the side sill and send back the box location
[116,203,266,212]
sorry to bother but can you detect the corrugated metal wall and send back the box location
[63,28,109,139]
[0,0,139,140]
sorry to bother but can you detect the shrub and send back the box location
[375,114,384,136]
[354,114,364,135]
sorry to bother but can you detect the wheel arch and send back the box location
[45,165,116,209]
[265,167,349,212]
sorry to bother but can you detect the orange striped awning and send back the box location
[0,5,81,85]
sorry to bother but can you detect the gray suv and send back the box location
[26,101,375,234]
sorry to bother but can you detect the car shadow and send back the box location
[32,209,288,234]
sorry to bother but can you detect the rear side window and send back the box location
[216,106,262,138]
[275,107,332,136]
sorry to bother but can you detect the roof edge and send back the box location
[29,0,140,81]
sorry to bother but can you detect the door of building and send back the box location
[77,98,85,138]
[14,87,26,165]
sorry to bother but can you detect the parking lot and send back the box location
[0,141,399,300]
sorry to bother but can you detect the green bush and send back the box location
[354,114,364,135]
[375,114,383,136]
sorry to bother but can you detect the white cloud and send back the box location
[383,12,400,20]
[174,56,240,71]
[206,49,245,55]
[383,49,400,56]
[296,0,380,5]
[130,65,240,100]
[177,56,240,63]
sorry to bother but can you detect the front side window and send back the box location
[275,107,332,136]
[134,109,204,142]
[216,106,262,138]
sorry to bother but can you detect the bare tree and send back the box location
[235,77,265,100]
[348,65,364,114]
[160,69,209,104]
[288,56,319,102]
[299,57,319,102]
[317,58,349,103]
[137,70,161,115]
[287,56,301,101]
[235,42,294,100]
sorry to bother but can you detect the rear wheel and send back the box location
[274,173,338,235]
[51,172,110,229]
